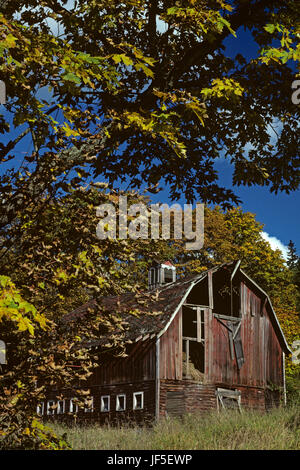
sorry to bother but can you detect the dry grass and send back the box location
[51,406,300,450]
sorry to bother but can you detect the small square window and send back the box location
[57,400,65,415]
[133,392,144,410]
[116,394,126,411]
[84,396,94,413]
[46,400,56,415]
[69,398,78,413]
[101,395,110,412]
[37,402,44,416]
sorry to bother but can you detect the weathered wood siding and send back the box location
[263,305,284,388]
[206,281,284,390]
[159,380,216,417]
[90,339,156,385]
[159,309,182,380]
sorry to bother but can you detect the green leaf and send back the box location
[61,72,81,84]
[265,24,276,34]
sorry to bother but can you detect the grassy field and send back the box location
[51,406,300,450]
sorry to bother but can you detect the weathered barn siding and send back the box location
[206,282,284,392]
[159,380,216,417]
[206,310,266,387]
[264,309,284,388]
[235,385,266,411]
[159,309,182,380]
[90,339,156,385]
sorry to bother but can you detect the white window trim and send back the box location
[133,392,144,410]
[0,340,6,364]
[37,402,44,416]
[84,396,94,413]
[57,399,65,415]
[69,397,78,413]
[116,394,126,411]
[46,400,56,415]
[101,395,110,412]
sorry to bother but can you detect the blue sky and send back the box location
[0,5,299,259]
[145,164,299,260]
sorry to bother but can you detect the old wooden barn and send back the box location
[40,260,291,422]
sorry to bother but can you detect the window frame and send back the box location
[133,392,144,410]
[69,397,78,414]
[84,396,94,413]
[116,394,126,412]
[100,395,110,412]
[46,400,56,416]
[36,402,44,416]
[57,399,65,415]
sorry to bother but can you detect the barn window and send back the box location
[212,267,241,318]
[216,388,242,412]
[36,402,44,416]
[69,398,78,413]
[116,394,126,411]
[101,395,110,412]
[46,400,56,415]
[0,340,6,364]
[133,392,144,410]
[84,397,94,413]
[182,306,205,379]
[57,400,65,415]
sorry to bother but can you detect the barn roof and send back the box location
[62,262,291,354]
[62,270,207,342]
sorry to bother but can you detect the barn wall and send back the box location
[90,339,156,385]
[206,281,284,393]
[159,380,279,416]
[263,304,284,389]
[206,308,265,387]
[45,380,156,425]
[159,380,217,417]
[159,309,182,380]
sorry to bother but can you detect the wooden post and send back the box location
[155,338,160,421]
[186,339,189,377]
[197,307,201,342]
[208,271,214,310]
